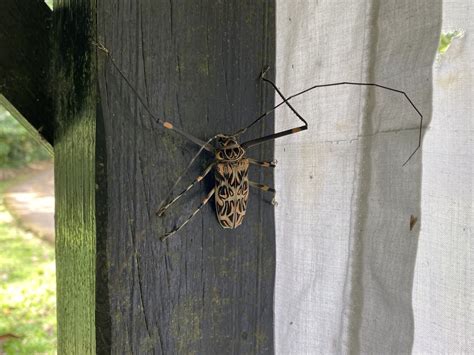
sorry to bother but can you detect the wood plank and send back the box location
[53,1,97,353]
[55,1,276,353]
[0,0,53,150]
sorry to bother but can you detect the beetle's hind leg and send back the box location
[249,181,278,206]
[157,162,215,216]
[160,188,216,241]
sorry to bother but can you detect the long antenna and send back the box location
[93,41,214,152]
[237,77,423,166]
[241,67,308,148]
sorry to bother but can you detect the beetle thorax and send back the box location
[215,136,246,162]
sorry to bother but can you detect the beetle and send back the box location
[158,135,256,237]
[95,42,423,241]
[156,131,285,240]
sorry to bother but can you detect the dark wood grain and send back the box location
[55,0,275,353]
[0,0,53,149]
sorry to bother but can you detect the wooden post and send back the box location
[0,0,53,152]
[54,1,275,353]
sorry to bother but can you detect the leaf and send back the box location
[438,30,464,55]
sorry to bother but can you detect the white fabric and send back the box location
[272,1,471,353]
[412,2,474,353]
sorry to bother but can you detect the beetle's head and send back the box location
[216,136,245,162]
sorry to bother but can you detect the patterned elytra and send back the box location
[214,138,250,229]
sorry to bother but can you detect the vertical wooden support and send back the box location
[53,1,97,353]
[54,0,275,353]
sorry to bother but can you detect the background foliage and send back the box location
[0,180,56,354]
[0,1,55,353]
[0,110,50,168]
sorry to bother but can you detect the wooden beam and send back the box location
[53,1,96,353]
[54,1,276,353]
[0,0,53,151]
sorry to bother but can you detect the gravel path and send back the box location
[4,162,54,242]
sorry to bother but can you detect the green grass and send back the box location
[0,180,57,354]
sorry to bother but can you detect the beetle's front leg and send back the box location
[248,158,277,168]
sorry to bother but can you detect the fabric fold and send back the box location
[274,1,442,353]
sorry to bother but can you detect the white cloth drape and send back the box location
[412,1,473,353]
[274,1,472,353]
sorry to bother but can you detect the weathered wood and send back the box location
[0,0,53,151]
[53,1,97,354]
[55,1,276,353]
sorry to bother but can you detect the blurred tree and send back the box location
[0,108,50,168]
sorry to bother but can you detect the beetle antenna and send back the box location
[237,71,423,166]
[93,41,214,152]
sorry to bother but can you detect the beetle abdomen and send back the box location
[214,159,249,228]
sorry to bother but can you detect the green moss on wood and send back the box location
[171,298,203,354]
[53,0,97,353]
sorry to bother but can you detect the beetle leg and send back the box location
[157,162,215,216]
[249,181,275,193]
[161,188,215,241]
[248,158,277,168]
[249,181,278,206]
